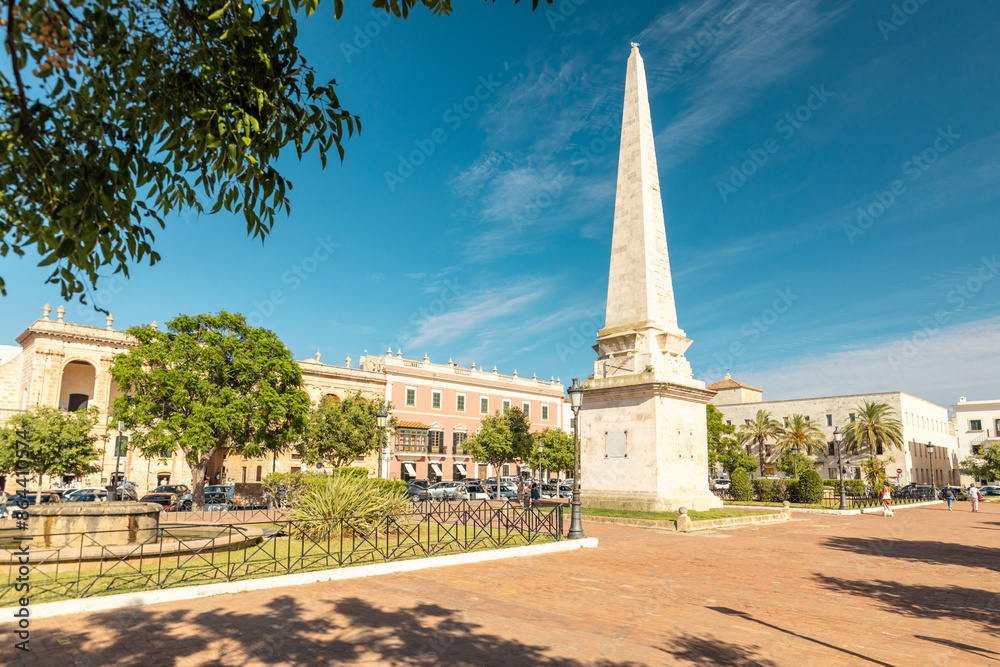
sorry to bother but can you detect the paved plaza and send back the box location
[14,503,1000,666]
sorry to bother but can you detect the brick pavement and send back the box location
[7,502,1000,666]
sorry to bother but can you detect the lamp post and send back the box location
[566,378,586,540]
[791,443,799,479]
[536,438,544,509]
[834,427,847,510]
[926,441,936,498]
[376,407,388,480]
[111,420,126,502]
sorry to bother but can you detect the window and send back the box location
[502,399,511,412]
[241,467,247,484]
[995,419,1000,435]
[828,442,835,456]
[453,431,468,454]
[453,464,466,481]
[456,394,466,412]
[255,465,262,482]
[397,428,428,452]
[970,419,982,431]
[726,420,732,426]
[522,402,530,418]
[432,391,442,409]
[429,430,444,454]
[849,413,856,423]
[782,417,789,426]
[501,464,510,477]
[481,396,489,414]
[541,404,549,421]
[570,418,576,429]
[405,387,416,407]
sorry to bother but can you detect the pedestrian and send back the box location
[517,478,525,506]
[881,483,894,517]
[968,483,982,512]
[943,486,955,511]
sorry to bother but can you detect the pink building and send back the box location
[359,351,566,483]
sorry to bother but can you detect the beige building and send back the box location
[951,396,1000,483]
[707,373,763,406]
[714,383,962,486]
[0,307,385,494]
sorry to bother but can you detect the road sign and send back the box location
[896,468,902,473]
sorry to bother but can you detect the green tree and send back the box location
[773,414,826,477]
[298,393,394,468]
[0,406,103,503]
[536,428,573,479]
[730,468,752,502]
[738,409,782,477]
[0,0,552,301]
[706,404,737,471]
[110,312,309,509]
[774,450,815,478]
[843,402,903,489]
[467,407,533,495]
[962,444,1000,482]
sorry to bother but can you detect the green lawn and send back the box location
[722,500,828,509]
[582,507,773,522]
[0,521,555,606]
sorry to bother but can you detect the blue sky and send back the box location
[2,0,999,408]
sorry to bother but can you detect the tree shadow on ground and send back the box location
[23,595,647,667]
[915,635,1000,660]
[814,574,1000,632]
[659,634,776,666]
[821,535,998,573]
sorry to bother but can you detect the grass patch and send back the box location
[723,500,827,509]
[0,521,555,607]
[582,507,772,522]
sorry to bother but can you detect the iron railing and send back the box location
[0,501,562,606]
[712,486,937,509]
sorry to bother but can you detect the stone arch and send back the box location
[321,392,341,405]
[59,359,97,411]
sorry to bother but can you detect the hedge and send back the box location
[823,479,867,496]
[752,479,791,502]
[730,469,753,502]
[794,469,824,503]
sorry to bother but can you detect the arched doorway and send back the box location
[156,472,171,486]
[59,360,97,411]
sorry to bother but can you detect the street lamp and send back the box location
[566,378,585,540]
[376,407,388,480]
[834,427,847,511]
[537,437,544,509]
[791,443,800,479]
[926,441,936,498]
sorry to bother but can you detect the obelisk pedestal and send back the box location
[579,43,721,512]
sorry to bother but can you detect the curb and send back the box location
[1,537,599,622]
[582,510,788,532]
[723,500,943,515]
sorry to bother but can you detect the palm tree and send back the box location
[739,410,782,477]
[843,401,904,486]
[774,414,826,477]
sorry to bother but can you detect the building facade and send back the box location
[952,396,1000,482]
[713,383,962,486]
[0,308,568,493]
[360,351,565,483]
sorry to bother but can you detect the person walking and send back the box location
[943,486,955,511]
[969,483,982,512]
[881,483,894,517]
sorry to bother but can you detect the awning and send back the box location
[402,462,416,475]
[456,463,467,475]
[430,462,442,476]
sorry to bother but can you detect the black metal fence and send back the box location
[0,501,562,606]
[712,486,938,509]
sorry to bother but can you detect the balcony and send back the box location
[452,446,471,456]
[396,443,427,454]
[428,444,445,455]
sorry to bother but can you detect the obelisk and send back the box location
[579,44,721,512]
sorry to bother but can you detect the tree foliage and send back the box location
[297,393,394,468]
[536,427,573,476]
[842,402,903,489]
[738,409,782,477]
[706,404,737,470]
[467,407,533,484]
[774,449,814,478]
[0,0,551,300]
[110,311,309,509]
[961,444,1000,482]
[0,405,103,500]
[730,468,752,502]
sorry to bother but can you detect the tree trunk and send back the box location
[187,450,212,511]
[35,473,43,505]
[758,438,766,477]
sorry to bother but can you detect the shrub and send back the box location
[730,469,752,502]
[290,474,411,538]
[329,466,369,479]
[796,469,824,503]
[753,479,790,502]
[823,479,866,496]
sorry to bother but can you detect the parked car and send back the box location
[486,484,518,500]
[711,478,731,491]
[982,489,1000,497]
[5,492,61,508]
[153,484,190,496]
[455,484,491,501]
[426,481,463,500]
[205,484,236,501]
[63,487,108,501]
[65,492,107,503]
[140,493,177,509]
[405,484,430,501]
[175,492,231,511]
[938,486,969,501]
[406,479,430,489]
[557,485,573,499]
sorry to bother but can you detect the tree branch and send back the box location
[5,0,30,136]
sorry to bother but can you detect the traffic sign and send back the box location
[896,468,902,473]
